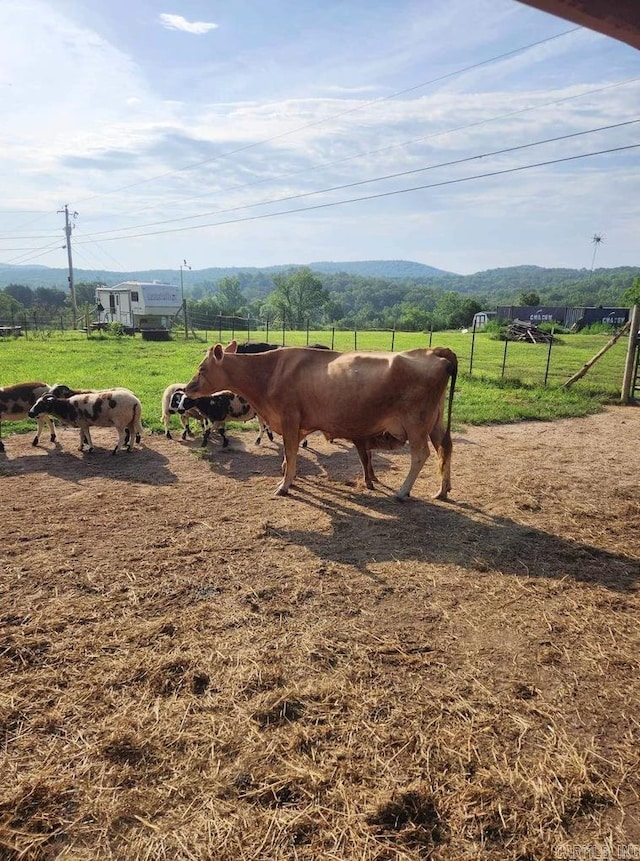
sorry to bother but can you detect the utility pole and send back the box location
[58,204,78,329]
[180,259,191,339]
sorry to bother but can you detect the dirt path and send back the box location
[1,407,639,860]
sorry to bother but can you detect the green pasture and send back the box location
[0,328,631,440]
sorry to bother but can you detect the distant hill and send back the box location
[0,259,454,290]
[306,260,453,279]
[0,261,637,309]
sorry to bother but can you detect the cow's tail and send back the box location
[445,354,457,434]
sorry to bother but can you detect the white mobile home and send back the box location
[95,281,182,331]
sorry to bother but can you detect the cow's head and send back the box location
[185,341,237,398]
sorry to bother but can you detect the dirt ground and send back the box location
[1,407,639,860]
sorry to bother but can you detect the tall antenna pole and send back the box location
[59,204,78,329]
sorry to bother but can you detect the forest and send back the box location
[0,262,638,332]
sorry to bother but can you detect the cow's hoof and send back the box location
[274,485,289,497]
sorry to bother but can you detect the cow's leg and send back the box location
[48,417,56,443]
[354,441,377,489]
[275,425,301,495]
[429,418,452,500]
[396,429,430,500]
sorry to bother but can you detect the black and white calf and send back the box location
[162,383,209,440]
[29,388,143,454]
[174,391,273,448]
[0,381,56,452]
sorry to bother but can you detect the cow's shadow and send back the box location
[277,485,639,592]
[180,433,639,593]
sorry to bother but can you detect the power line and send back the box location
[82,74,640,227]
[4,241,65,266]
[74,26,581,204]
[74,118,640,239]
[72,142,640,244]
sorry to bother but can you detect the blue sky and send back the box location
[1,0,639,276]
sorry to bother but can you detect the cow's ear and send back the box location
[213,343,224,361]
[226,340,238,354]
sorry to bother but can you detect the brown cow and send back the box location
[185,341,457,500]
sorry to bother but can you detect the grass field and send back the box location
[0,328,631,438]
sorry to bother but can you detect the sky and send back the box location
[1,0,639,277]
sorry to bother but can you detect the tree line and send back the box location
[1,267,639,333]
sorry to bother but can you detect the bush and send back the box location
[107,321,126,337]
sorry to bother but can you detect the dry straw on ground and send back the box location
[1,407,639,860]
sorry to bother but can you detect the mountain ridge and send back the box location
[0,259,453,288]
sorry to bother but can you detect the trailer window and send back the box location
[131,291,139,302]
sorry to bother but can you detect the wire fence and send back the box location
[1,311,636,397]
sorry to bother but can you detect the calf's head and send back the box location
[169,390,186,412]
[29,393,56,418]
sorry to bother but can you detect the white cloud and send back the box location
[159,13,218,35]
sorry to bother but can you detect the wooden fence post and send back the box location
[621,305,640,404]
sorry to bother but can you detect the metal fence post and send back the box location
[331,326,335,350]
[391,327,395,351]
[354,329,357,351]
[544,328,554,386]
[469,320,477,374]
[501,337,508,378]
[429,327,433,347]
